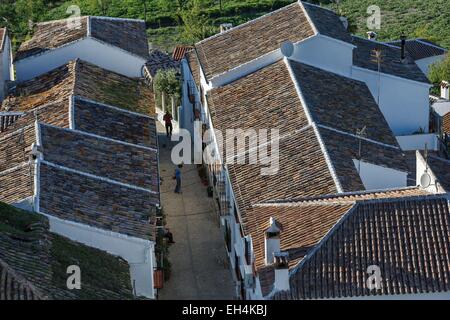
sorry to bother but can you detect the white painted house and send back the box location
[179,0,450,300]
[0,28,14,102]
[14,16,149,82]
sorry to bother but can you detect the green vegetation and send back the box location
[2,0,449,51]
[0,201,45,237]
[429,54,450,85]
[51,233,134,300]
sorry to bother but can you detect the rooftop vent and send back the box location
[273,252,290,292]
[441,81,449,100]
[367,31,377,41]
[220,23,233,33]
[265,217,282,266]
[400,35,407,61]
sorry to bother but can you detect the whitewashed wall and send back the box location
[0,34,13,101]
[43,212,155,299]
[416,151,447,193]
[15,38,147,82]
[352,67,431,135]
[290,35,354,77]
[396,133,439,151]
[353,159,408,190]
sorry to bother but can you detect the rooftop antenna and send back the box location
[371,48,384,105]
[356,126,367,174]
[419,143,433,189]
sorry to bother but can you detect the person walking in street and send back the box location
[174,164,183,194]
[163,111,173,138]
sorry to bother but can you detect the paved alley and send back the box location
[157,126,235,300]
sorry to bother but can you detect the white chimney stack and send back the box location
[273,252,290,292]
[441,81,449,100]
[265,217,281,266]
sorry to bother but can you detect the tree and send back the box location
[154,69,181,113]
[429,54,450,85]
[180,0,214,44]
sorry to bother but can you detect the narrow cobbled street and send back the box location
[157,125,235,300]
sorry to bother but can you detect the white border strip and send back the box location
[33,158,40,212]
[0,162,31,176]
[317,124,400,150]
[40,160,158,195]
[39,210,154,245]
[312,123,344,193]
[41,122,158,153]
[0,124,34,142]
[69,95,76,129]
[285,58,314,125]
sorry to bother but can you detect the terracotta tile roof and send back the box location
[208,60,309,134]
[353,36,430,84]
[301,2,353,45]
[195,2,315,80]
[0,202,135,300]
[262,186,430,205]
[251,187,430,296]
[39,161,158,240]
[0,260,45,300]
[289,60,398,146]
[318,126,409,192]
[227,128,339,229]
[0,124,36,173]
[426,155,450,192]
[387,38,447,61]
[0,28,6,52]
[207,58,408,230]
[15,17,148,61]
[284,196,450,299]
[72,96,158,149]
[444,113,450,135]
[39,123,159,192]
[2,59,155,116]
[172,45,193,61]
[0,162,35,207]
[89,17,149,59]
[146,49,179,78]
[185,50,201,85]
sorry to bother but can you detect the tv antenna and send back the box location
[356,126,367,174]
[371,48,384,105]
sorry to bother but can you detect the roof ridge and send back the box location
[257,186,426,206]
[352,34,402,50]
[415,38,448,51]
[317,124,400,150]
[196,2,302,46]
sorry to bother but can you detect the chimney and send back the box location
[219,23,233,33]
[400,35,407,61]
[273,252,290,292]
[339,16,349,30]
[264,217,281,266]
[367,31,377,41]
[441,81,449,100]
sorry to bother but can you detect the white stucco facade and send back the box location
[352,66,431,136]
[0,32,14,101]
[15,37,147,82]
[353,159,408,191]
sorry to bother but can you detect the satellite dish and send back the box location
[281,41,294,58]
[420,172,432,188]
